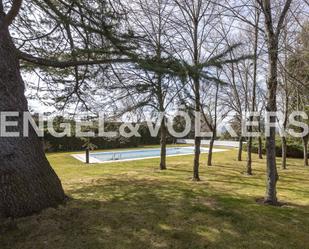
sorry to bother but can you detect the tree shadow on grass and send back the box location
[2,178,309,249]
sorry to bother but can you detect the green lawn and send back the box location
[1,147,309,249]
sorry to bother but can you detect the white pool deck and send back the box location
[177,139,242,148]
[72,147,228,164]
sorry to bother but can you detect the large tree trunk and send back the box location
[207,136,215,166]
[160,118,167,170]
[303,136,308,167]
[281,136,287,169]
[238,137,243,161]
[0,13,65,218]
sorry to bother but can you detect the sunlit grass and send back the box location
[1,146,309,249]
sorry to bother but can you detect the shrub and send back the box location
[245,138,305,159]
[42,122,173,152]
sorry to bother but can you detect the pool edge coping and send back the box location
[71,147,228,164]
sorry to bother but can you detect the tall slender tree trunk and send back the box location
[246,113,253,175]
[160,117,167,170]
[246,137,253,175]
[246,8,259,176]
[238,136,243,161]
[193,74,201,181]
[155,24,167,170]
[265,123,278,205]
[85,148,90,164]
[257,115,263,159]
[207,135,215,166]
[193,136,201,181]
[192,16,200,181]
[281,23,289,171]
[0,10,65,218]
[207,83,218,167]
[258,135,263,159]
[259,0,292,205]
[265,50,279,205]
[303,136,309,167]
[281,136,287,169]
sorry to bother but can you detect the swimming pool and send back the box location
[72,147,227,163]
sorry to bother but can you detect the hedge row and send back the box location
[43,123,175,152]
[247,139,305,159]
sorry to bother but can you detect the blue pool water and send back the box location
[90,147,206,162]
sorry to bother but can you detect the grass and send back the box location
[1,146,309,249]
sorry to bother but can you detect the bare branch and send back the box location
[276,0,293,39]
[3,0,23,26]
